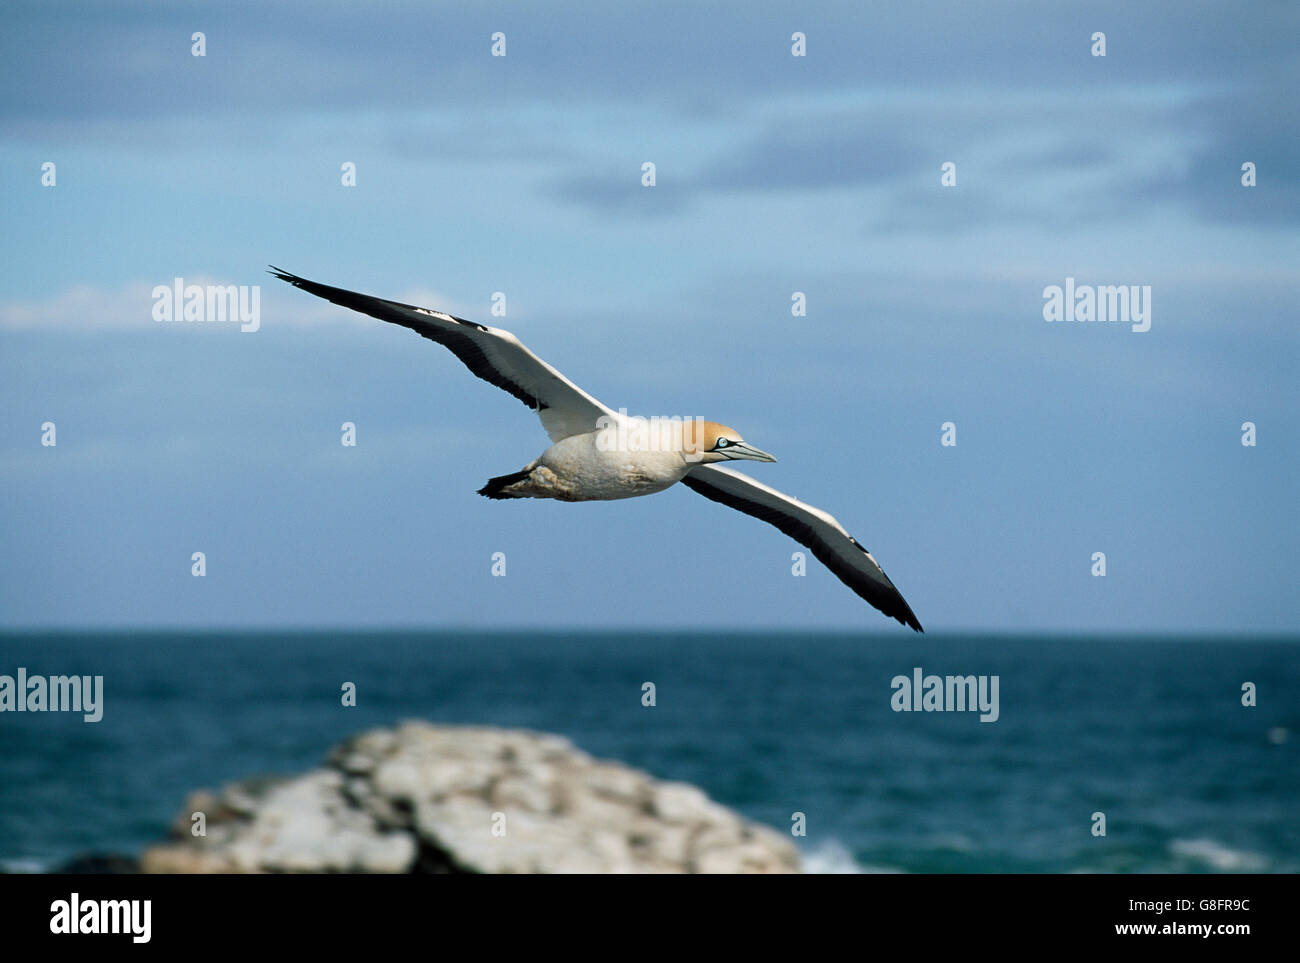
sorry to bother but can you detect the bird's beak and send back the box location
[724,443,777,463]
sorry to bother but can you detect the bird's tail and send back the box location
[477,468,534,499]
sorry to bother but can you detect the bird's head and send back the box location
[686,420,778,464]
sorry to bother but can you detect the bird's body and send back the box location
[271,267,924,631]
[502,431,691,501]
[484,418,759,501]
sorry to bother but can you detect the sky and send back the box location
[0,0,1296,633]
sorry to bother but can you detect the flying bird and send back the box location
[270,268,922,631]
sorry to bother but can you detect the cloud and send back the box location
[548,171,691,216]
[0,278,481,333]
[697,125,926,192]
[544,76,1300,240]
[0,282,156,331]
[5,0,1296,126]
[544,92,1192,228]
[1147,74,1300,225]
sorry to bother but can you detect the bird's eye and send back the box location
[716,438,730,448]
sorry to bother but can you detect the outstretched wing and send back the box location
[680,464,923,631]
[269,267,616,441]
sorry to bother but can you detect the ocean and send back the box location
[0,630,1295,873]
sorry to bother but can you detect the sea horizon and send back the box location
[2,628,1295,874]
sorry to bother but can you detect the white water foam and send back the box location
[0,857,45,874]
[801,839,904,874]
[1169,838,1266,872]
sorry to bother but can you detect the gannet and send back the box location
[270,268,923,631]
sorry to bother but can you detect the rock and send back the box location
[141,721,800,874]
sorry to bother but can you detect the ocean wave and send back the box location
[801,839,904,874]
[0,857,45,874]
[923,832,976,853]
[1168,838,1267,872]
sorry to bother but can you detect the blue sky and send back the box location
[1,0,1296,632]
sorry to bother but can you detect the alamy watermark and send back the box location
[1043,277,1151,332]
[595,410,706,453]
[891,667,999,722]
[50,893,150,943]
[152,277,261,332]
[0,668,103,722]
